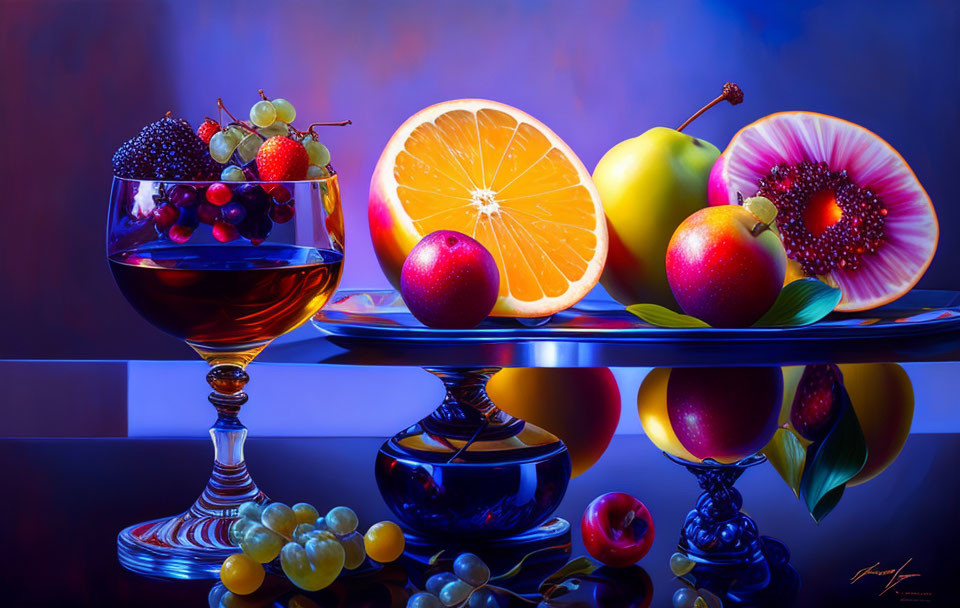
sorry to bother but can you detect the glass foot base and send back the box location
[118,517,235,579]
[118,460,265,579]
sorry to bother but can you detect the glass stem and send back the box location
[421,367,524,450]
[197,364,264,517]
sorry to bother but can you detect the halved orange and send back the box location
[369,99,608,317]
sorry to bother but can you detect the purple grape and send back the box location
[177,205,199,229]
[222,202,247,225]
[168,184,198,207]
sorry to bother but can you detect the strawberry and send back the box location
[256,136,309,181]
[197,119,221,144]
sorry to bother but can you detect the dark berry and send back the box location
[195,152,223,180]
[112,116,208,180]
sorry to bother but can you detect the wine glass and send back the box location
[107,174,344,578]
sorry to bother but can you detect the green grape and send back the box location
[272,98,296,123]
[221,166,245,181]
[237,501,263,520]
[672,588,699,608]
[453,553,489,586]
[250,100,278,128]
[340,531,366,570]
[236,133,263,164]
[229,517,253,545]
[306,165,330,179]
[240,523,284,563]
[293,523,316,544]
[468,588,498,608]
[280,537,345,592]
[303,140,331,167]
[407,592,442,608]
[293,503,320,525]
[697,588,722,608]
[426,572,458,595]
[258,121,289,138]
[262,502,297,537]
[324,506,358,535]
[210,129,242,163]
[439,580,473,607]
[670,552,696,576]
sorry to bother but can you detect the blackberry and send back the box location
[112,116,211,180]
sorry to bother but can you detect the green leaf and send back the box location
[626,304,711,328]
[799,390,868,523]
[763,428,806,498]
[538,557,599,597]
[754,278,842,327]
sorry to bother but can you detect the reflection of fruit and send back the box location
[636,368,696,461]
[581,492,655,567]
[400,230,500,329]
[843,363,914,485]
[594,84,743,307]
[779,363,914,485]
[789,364,844,441]
[667,367,782,463]
[665,199,786,327]
[488,367,620,477]
[708,112,938,311]
[369,99,607,317]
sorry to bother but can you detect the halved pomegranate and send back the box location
[709,112,938,311]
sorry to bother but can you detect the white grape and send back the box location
[303,140,331,166]
[271,98,296,123]
[250,100,278,128]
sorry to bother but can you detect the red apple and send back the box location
[665,199,786,327]
[581,492,655,567]
[400,230,499,329]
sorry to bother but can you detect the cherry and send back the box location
[205,182,233,206]
[213,220,240,243]
[168,224,193,244]
[153,204,179,229]
[269,203,295,224]
[198,202,221,225]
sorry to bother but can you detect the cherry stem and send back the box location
[258,88,269,101]
[676,82,744,133]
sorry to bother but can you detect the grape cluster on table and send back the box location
[220,501,405,596]
[408,553,501,608]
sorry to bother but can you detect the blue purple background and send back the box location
[1,0,957,358]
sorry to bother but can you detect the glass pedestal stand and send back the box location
[667,452,800,604]
[375,367,572,555]
[118,365,266,579]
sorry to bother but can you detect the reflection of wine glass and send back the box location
[108,175,344,578]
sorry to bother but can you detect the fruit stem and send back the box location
[217,97,260,137]
[258,88,269,101]
[295,120,353,140]
[676,83,744,133]
[750,222,770,236]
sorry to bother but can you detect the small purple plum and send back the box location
[400,230,499,329]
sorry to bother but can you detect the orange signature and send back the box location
[850,558,922,597]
